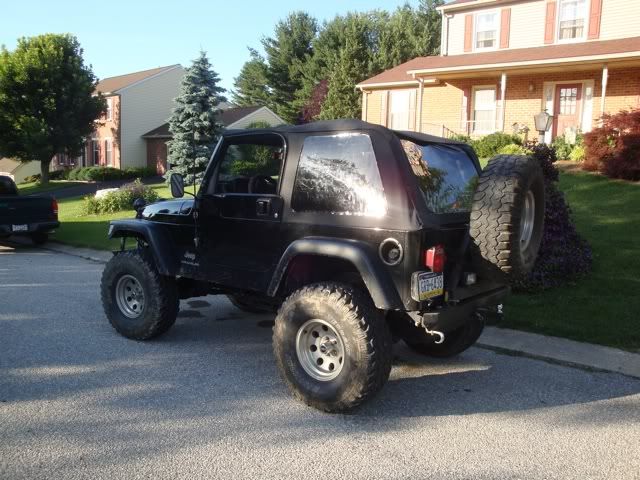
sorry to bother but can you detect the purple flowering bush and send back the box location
[513,144,593,291]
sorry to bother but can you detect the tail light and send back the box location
[425,245,446,273]
[52,198,58,218]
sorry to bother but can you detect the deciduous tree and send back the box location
[0,34,105,184]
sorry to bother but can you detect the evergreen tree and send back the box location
[319,16,372,120]
[166,51,226,184]
[262,12,318,123]
[231,48,270,107]
[0,34,105,184]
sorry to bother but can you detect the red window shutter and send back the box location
[500,8,511,48]
[544,1,557,44]
[588,0,602,39]
[464,14,473,52]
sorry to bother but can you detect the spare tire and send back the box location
[470,154,545,281]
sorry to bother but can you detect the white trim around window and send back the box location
[471,85,498,134]
[474,9,500,51]
[104,138,113,166]
[557,0,589,43]
[106,97,113,121]
[91,138,100,166]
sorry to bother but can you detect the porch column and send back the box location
[499,72,507,132]
[600,64,608,122]
[362,89,369,121]
[416,78,424,133]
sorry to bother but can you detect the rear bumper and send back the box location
[420,285,510,334]
[0,221,59,236]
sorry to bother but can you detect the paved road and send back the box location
[1,243,639,480]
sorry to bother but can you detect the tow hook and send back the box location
[423,326,445,344]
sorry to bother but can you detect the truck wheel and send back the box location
[227,294,277,314]
[31,232,48,245]
[404,314,484,358]
[101,250,179,340]
[273,283,392,413]
[471,154,545,280]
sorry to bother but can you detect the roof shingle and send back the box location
[96,65,180,94]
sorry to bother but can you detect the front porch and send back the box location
[359,38,640,141]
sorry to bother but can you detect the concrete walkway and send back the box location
[5,238,640,380]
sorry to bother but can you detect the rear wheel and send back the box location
[101,250,179,340]
[470,154,545,281]
[273,283,392,413]
[404,314,485,358]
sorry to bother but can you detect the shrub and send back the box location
[471,132,522,159]
[65,166,156,182]
[449,133,472,144]
[497,144,526,155]
[551,135,574,160]
[569,144,586,162]
[83,180,159,214]
[513,143,592,291]
[583,108,640,181]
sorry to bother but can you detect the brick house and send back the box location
[357,0,640,142]
[55,65,184,169]
[141,105,286,174]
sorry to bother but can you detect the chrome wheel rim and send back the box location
[520,190,536,252]
[295,319,345,381]
[115,274,145,319]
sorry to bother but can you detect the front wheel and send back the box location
[273,283,392,413]
[100,250,179,340]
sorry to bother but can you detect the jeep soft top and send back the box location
[101,119,544,412]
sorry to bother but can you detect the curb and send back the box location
[478,326,640,380]
[6,237,111,264]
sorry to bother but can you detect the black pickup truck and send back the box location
[0,175,59,245]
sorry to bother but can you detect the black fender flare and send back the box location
[108,219,179,276]
[268,237,403,310]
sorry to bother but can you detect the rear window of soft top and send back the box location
[401,139,478,214]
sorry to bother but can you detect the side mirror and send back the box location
[170,173,185,198]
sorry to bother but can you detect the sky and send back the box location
[2,0,417,93]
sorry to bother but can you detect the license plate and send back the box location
[415,272,444,301]
[12,224,28,232]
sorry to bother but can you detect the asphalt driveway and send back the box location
[1,243,639,479]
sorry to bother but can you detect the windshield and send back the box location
[401,140,478,214]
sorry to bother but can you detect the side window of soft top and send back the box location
[211,134,285,195]
[291,133,387,217]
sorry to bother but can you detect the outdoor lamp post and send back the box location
[534,110,553,144]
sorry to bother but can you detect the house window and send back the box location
[105,139,113,166]
[472,87,497,133]
[559,87,579,115]
[92,140,100,165]
[388,90,411,130]
[558,0,587,40]
[106,98,113,121]
[475,11,499,49]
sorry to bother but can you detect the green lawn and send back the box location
[52,184,174,250]
[17,180,84,195]
[503,171,640,351]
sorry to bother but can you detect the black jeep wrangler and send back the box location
[101,120,544,412]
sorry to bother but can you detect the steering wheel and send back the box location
[249,175,277,194]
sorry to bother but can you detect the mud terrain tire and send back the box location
[273,283,392,413]
[101,250,179,340]
[470,154,545,281]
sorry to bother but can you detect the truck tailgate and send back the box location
[0,196,55,224]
